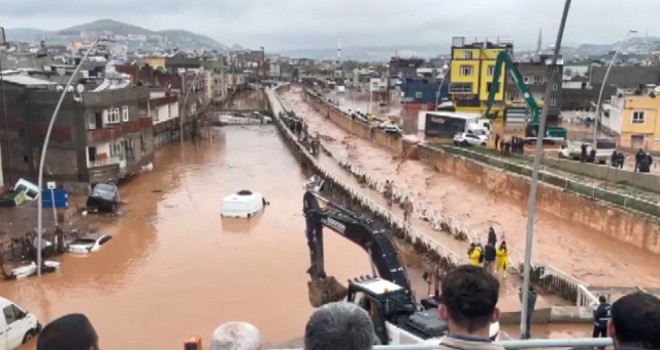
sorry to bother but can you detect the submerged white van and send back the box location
[221,190,267,218]
[0,297,41,350]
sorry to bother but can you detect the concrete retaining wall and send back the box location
[303,89,403,154]
[543,158,660,194]
[418,144,660,255]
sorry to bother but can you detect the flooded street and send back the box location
[1,126,375,349]
[283,86,660,289]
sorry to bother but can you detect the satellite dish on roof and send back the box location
[76,84,85,94]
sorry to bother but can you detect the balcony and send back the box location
[87,119,152,144]
[89,156,122,168]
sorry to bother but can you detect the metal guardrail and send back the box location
[270,86,596,307]
[439,145,660,218]
[268,337,614,350]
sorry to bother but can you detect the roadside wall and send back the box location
[303,89,403,154]
[543,158,660,194]
[418,145,660,255]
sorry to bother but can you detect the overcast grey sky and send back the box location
[0,0,656,50]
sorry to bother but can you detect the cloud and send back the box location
[0,0,657,50]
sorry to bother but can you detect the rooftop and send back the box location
[0,74,57,87]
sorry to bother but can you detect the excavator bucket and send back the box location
[307,276,348,307]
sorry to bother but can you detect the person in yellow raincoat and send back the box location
[496,241,509,278]
[468,243,483,266]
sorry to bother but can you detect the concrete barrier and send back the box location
[418,144,660,255]
[303,89,403,154]
[269,85,595,307]
[543,158,660,194]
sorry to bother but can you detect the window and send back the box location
[486,82,494,94]
[110,143,123,158]
[122,106,129,122]
[533,75,543,84]
[487,65,495,76]
[108,107,120,124]
[632,111,646,124]
[552,83,558,91]
[462,51,473,59]
[459,65,473,76]
[87,113,96,130]
[523,76,529,84]
[449,82,473,94]
[551,97,557,106]
[3,305,18,325]
[414,91,423,99]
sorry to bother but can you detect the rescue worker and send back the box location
[635,149,645,172]
[581,143,588,163]
[589,148,597,163]
[494,133,501,151]
[496,241,509,278]
[469,243,483,267]
[383,180,393,208]
[611,151,619,167]
[403,196,413,223]
[639,153,652,173]
[592,295,612,349]
[616,152,625,169]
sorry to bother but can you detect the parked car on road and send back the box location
[453,132,488,147]
[86,182,120,212]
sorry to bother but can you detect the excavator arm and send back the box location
[485,50,540,123]
[303,189,412,306]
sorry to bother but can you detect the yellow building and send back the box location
[449,37,513,116]
[144,57,166,70]
[606,90,660,151]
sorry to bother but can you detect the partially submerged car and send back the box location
[68,234,113,254]
[7,261,60,280]
[86,182,120,212]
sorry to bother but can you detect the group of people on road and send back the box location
[493,133,525,156]
[31,264,660,350]
[635,149,654,173]
[467,227,509,279]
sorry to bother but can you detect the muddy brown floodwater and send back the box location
[0,126,381,349]
[283,86,660,289]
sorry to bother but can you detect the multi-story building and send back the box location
[505,54,563,121]
[602,88,660,151]
[201,57,228,104]
[389,57,424,79]
[0,75,154,192]
[149,91,180,149]
[448,36,513,114]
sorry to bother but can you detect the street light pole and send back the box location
[520,0,571,339]
[593,29,637,151]
[37,36,102,275]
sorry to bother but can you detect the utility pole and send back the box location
[520,0,571,339]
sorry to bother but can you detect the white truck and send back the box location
[0,297,41,350]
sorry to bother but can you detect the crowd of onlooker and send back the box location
[34,265,660,350]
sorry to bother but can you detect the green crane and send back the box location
[484,50,567,140]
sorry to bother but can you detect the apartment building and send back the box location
[449,36,513,114]
[602,88,660,151]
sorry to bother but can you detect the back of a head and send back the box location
[441,265,500,333]
[37,313,98,350]
[211,322,261,350]
[610,292,660,349]
[304,302,374,350]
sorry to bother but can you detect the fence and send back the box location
[269,86,594,306]
[268,338,614,350]
[439,145,660,218]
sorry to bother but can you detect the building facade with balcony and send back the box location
[602,89,660,151]
[0,77,154,192]
[449,36,513,114]
[149,92,180,148]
